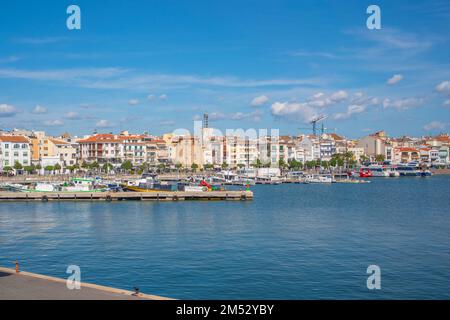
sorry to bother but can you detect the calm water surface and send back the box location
[1,176,449,299]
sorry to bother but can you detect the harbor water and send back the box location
[1,176,449,299]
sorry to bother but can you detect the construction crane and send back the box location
[298,114,327,136]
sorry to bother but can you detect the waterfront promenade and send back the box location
[0,190,253,201]
[0,267,171,300]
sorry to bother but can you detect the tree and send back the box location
[14,161,23,170]
[191,163,199,172]
[24,166,34,174]
[81,161,89,169]
[157,163,166,172]
[44,165,54,173]
[237,163,245,170]
[35,164,42,170]
[375,154,385,162]
[121,160,133,172]
[203,163,213,171]
[102,163,113,173]
[359,155,369,164]
[278,159,287,170]
[288,159,302,171]
[3,166,13,172]
[89,161,99,170]
[252,159,263,168]
[54,163,61,172]
[221,162,229,170]
[175,162,183,170]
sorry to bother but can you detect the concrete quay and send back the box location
[0,190,253,202]
[0,266,171,300]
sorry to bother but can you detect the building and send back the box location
[393,147,420,163]
[356,131,389,159]
[0,135,31,170]
[77,134,124,164]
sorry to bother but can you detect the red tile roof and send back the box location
[0,135,30,143]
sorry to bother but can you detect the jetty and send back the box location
[0,190,253,202]
[0,266,171,300]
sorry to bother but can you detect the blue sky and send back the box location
[0,0,449,138]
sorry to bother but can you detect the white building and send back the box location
[0,135,31,170]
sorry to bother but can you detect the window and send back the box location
[5,152,9,157]
[14,152,19,157]
[23,152,28,157]
[23,160,28,165]
[4,144,9,149]
[13,144,20,149]
[21,144,27,149]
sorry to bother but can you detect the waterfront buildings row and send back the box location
[0,127,449,173]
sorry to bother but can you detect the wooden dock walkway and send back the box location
[0,266,171,300]
[0,190,253,202]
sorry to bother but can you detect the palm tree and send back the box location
[191,163,199,172]
[221,162,229,170]
[252,159,263,168]
[375,154,385,162]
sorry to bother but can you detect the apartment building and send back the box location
[0,135,31,169]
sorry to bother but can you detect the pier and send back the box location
[0,266,170,300]
[0,190,253,202]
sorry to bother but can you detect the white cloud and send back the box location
[423,121,447,131]
[65,111,81,120]
[443,99,450,107]
[128,99,139,106]
[96,119,112,128]
[387,74,403,85]
[230,110,262,122]
[271,102,318,122]
[382,97,423,110]
[330,90,348,102]
[0,67,324,90]
[333,104,366,120]
[147,94,156,101]
[159,94,167,100]
[44,119,64,126]
[15,37,67,45]
[290,50,337,59]
[307,90,349,108]
[0,104,18,117]
[32,105,47,114]
[251,95,269,107]
[436,81,450,93]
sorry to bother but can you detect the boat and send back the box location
[123,173,179,192]
[359,168,373,178]
[304,174,335,183]
[360,164,397,177]
[396,163,432,176]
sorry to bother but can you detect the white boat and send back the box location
[361,165,396,177]
[395,163,432,176]
[304,174,335,183]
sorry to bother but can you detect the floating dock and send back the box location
[0,190,253,202]
[0,266,171,300]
